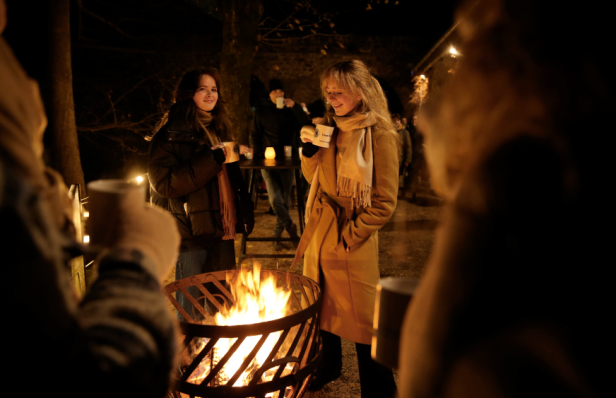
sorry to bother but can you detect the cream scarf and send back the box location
[197,111,237,240]
[305,112,376,221]
[333,112,376,208]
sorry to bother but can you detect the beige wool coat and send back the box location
[293,115,399,344]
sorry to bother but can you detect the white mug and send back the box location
[87,180,146,247]
[313,124,334,148]
[284,146,292,158]
[372,277,419,369]
[276,97,285,109]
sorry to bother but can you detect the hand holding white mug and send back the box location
[284,98,295,108]
[111,204,180,281]
[239,145,252,155]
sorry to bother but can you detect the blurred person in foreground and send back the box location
[399,0,613,397]
[0,2,180,395]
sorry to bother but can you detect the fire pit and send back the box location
[164,264,322,398]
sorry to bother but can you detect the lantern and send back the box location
[265,147,276,159]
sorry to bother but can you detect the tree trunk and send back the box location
[47,0,85,194]
[220,0,262,145]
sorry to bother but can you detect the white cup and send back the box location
[87,179,146,247]
[276,97,285,109]
[221,141,240,163]
[372,277,420,369]
[284,146,292,158]
[313,124,334,148]
[244,151,253,160]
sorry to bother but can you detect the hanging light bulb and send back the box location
[265,147,276,160]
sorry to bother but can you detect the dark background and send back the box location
[3,0,459,182]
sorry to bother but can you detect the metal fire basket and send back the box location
[164,270,322,398]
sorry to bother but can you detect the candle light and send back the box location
[265,147,276,160]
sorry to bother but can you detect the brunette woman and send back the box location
[148,67,253,320]
[293,60,399,397]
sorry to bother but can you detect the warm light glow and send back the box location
[449,46,458,56]
[420,74,425,79]
[264,147,276,160]
[128,174,146,184]
[83,211,89,218]
[184,263,295,390]
[83,235,90,244]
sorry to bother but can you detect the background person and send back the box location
[294,60,398,397]
[148,67,254,320]
[399,0,613,396]
[250,78,309,250]
[406,114,425,202]
[392,112,413,197]
[1,11,180,395]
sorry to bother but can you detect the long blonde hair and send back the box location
[320,60,397,134]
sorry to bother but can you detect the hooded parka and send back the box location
[295,114,399,344]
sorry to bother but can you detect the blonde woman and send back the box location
[293,60,399,397]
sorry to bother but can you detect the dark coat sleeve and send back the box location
[148,132,222,199]
[250,111,266,159]
[290,103,310,151]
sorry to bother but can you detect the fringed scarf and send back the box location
[196,110,237,240]
[333,112,376,208]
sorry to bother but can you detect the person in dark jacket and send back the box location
[250,79,309,249]
[392,113,412,197]
[148,67,254,319]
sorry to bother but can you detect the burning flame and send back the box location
[182,263,297,395]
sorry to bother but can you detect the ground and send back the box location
[161,177,442,397]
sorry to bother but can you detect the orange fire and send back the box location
[182,263,297,395]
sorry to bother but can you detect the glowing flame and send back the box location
[182,263,295,395]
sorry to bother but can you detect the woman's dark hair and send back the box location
[153,67,233,142]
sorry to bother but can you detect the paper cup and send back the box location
[284,146,292,158]
[313,124,334,148]
[222,141,240,163]
[276,97,285,109]
[86,179,146,247]
[372,277,420,369]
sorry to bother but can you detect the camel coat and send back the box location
[294,118,399,344]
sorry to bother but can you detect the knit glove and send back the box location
[108,204,180,281]
[301,140,320,158]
